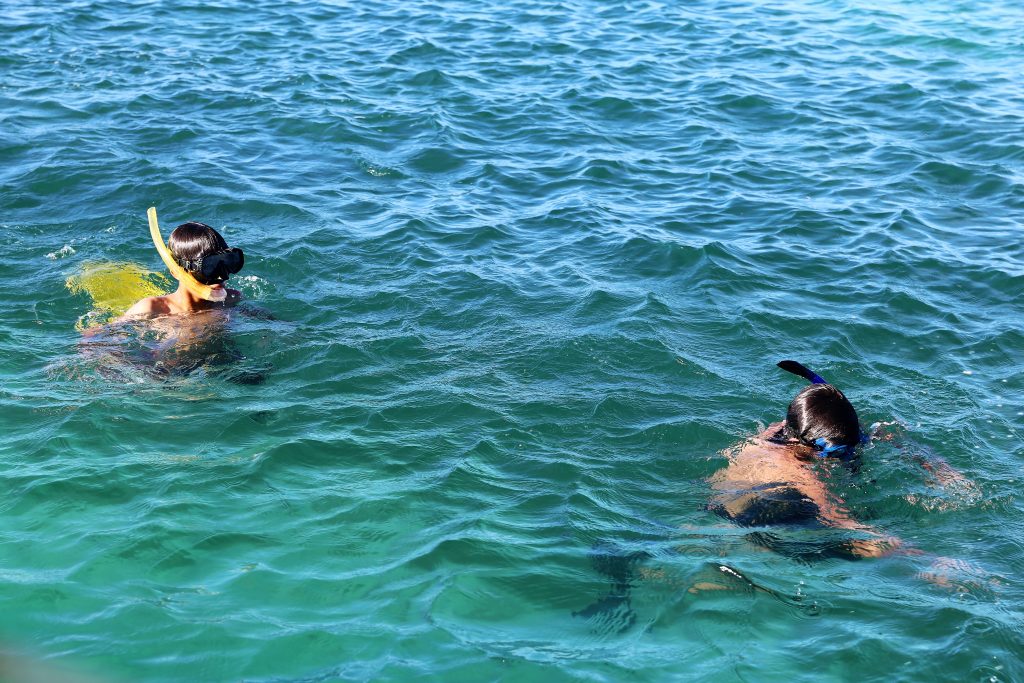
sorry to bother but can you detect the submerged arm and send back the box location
[871,421,972,487]
[795,465,904,558]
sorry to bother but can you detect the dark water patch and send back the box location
[406,146,468,174]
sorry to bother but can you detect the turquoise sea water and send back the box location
[2,0,1023,680]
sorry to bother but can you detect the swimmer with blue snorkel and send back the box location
[708,360,901,558]
[120,207,244,320]
[574,361,985,624]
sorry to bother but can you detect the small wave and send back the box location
[46,244,75,259]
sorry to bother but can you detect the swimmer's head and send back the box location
[785,383,861,448]
[168,222,243,285]
[168,222,228,265]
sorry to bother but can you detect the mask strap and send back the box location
[812,436,871,459]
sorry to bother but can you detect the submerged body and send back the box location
[79,304,267,385]
[709,423,898,559]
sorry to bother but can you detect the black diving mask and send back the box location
[176,248,244,285]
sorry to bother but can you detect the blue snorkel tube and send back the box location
[777,359,828,385]
[777,360,868,459]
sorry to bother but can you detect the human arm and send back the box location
[870,421,972,487]
[785,461,905,558]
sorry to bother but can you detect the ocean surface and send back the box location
[2,0,1023,680]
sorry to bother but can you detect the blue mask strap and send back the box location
[813,437,857,458]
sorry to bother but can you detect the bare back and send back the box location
[709,422,887,548]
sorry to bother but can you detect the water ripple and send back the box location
[2,0,1024,680]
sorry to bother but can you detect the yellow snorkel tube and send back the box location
[147,206,227,302]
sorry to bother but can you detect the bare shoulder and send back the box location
[755,421,788,441]
[119,296,172,320]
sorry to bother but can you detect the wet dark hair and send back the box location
[168,222,228,267]
[785,384,861,447]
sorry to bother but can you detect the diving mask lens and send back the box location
[185,248,244,285]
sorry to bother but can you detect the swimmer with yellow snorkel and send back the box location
[120,207,244,320]
[79,208,266,383]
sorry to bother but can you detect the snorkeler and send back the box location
[77,209,267,384]
[574,361,983,625]
[120,207,244,319]
[707,360,900,559]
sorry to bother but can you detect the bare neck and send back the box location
[169,282,219,314]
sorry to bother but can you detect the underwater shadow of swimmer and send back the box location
[573,543,818,632]
[573,543,651,635]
